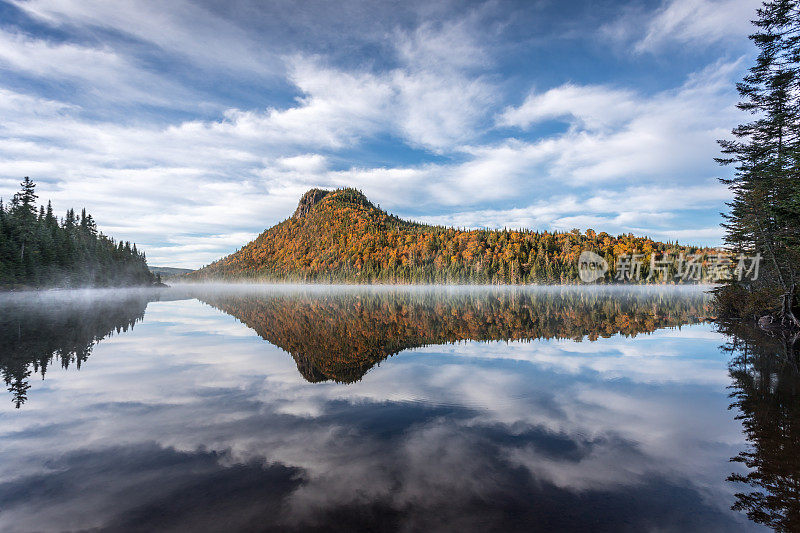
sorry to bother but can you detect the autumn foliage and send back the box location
[199,287,711,383]
[190,188,710,284]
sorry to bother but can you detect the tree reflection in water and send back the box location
[198,287,712,383]
[722,321,800,532]
[0,291,151,408]
[0,286,712,409]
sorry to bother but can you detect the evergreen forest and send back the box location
[0,177,157,288]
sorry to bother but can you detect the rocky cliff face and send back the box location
[293,188,331,219]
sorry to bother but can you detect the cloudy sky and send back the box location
[0,0,760,268]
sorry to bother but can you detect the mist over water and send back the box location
[0,285,772,531]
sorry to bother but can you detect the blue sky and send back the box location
[0,0,761,267]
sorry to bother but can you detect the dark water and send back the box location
[0,285,790,532]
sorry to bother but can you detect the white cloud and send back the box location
[1,54,739,266]
[395,17,490,71]
[0,29,193,106]
[499,84,638,131]
[325,59,740,214]
[415,180,729,235]
[607,0,762,53]
[0,47,494,266]
[640,0,760,52]
[491,59,742,186]
[391,69,496,150]
[10,0,281,75]
[0,2,746,265]
[277,154,329,173]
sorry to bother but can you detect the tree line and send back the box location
[0,177,157,288]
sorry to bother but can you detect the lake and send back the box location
[0,284,789,532]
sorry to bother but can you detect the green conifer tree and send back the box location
[717,0,800,326]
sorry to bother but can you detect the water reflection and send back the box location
[722,321,800,531]
[0,286,762,531]
[196,285,711,383]
[0,290,151,407]
[0,286,711,404]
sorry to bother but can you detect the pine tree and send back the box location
[717,0,800,326]
[11,177,38,262]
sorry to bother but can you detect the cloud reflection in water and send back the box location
[0,286,759,531]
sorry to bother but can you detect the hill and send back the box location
[188,187,709,284]
[149,266,193,278]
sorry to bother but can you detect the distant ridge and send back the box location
[188,188,706,284]
[149,266,193,278]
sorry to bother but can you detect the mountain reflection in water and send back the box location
[0,286,780,532]
[197,285,711,383]
[2,286,711,406]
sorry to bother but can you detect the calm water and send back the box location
[0,285,788,532]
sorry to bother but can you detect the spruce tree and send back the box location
[717,0,800,326]
[11,177,38,262]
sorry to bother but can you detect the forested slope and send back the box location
[190,188,710,284]
[0,178,156,288]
